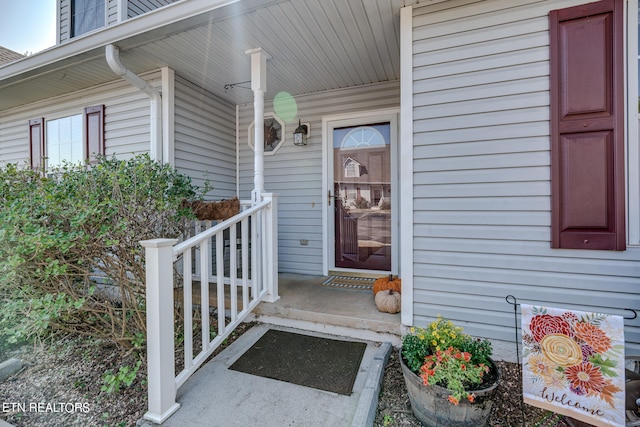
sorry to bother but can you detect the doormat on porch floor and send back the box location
[229,329,366,395]
[321,275,374,290]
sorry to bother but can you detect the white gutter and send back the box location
[105,44,162,162]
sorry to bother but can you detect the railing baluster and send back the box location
[194,221,202,275]
[216,230,225,337]
[200,240,210,352]
[207,220,213,277]
[230,223,238,321]
[241,217,249,310]
[251,211,259,301]
[183,250,193,371]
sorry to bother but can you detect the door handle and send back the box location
[328,190,332,206]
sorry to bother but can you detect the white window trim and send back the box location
[627,0,639,245]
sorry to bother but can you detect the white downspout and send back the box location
[106,44,163,162]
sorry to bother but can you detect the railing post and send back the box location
[140,238,180,424]
[261,193,279,303]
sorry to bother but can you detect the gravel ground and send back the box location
[2,324,578,427]
[0,322,255,427]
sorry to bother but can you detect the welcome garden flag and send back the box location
[521,304,625,427]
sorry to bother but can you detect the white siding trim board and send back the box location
[400,5,414,325]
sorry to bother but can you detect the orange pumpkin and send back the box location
[373,275,401,295]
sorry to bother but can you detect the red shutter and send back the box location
[549,0,625,250]
[84,105,104,162]
[29,118,45,170]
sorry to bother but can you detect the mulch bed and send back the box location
[375,350,574,427]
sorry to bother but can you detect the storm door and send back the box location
[331,123,392,271]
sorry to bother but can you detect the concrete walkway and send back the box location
[141,323,392,427]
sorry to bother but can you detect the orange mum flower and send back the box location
[565,362,606,393]
[574,322,611,354]
[448,395,459,405]
[467,394,475,403]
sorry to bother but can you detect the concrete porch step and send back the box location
[251,273,402,346]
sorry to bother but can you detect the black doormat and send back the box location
[321,275,374,290]
[229,329,366,396]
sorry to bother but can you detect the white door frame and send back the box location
[321,108,400,276]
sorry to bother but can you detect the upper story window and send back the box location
[344,159,360,178]
[71,0,105,37]
[46,115,83,168]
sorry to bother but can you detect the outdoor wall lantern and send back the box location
[293,120,310,146]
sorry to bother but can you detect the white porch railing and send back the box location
[140,193,278,424]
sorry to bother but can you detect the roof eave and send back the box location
[0,0,249,85]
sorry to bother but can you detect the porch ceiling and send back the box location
[0,0,414,111]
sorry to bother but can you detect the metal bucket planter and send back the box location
[399,349,501,427]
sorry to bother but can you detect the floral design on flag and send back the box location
[522,305,625,427]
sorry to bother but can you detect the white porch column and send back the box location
[140,238,180,424]
[245,48,270,203]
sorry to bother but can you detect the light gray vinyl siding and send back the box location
[411,0,640,353]
[107,0,118,26]
[0,71,160,165]
[59,0,71,43]
[238,81,399,275]
[128,0,178,18]
[174,76,236,199]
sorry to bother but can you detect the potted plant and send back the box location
[400,315,501,426]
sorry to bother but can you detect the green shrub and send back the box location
[0,155,202,351]
[101,360,142,394]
